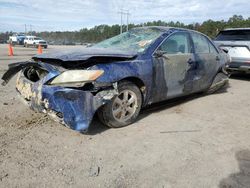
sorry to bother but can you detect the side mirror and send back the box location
[220,47,229,53]
[222,49,229,53]
[154,50,167,58]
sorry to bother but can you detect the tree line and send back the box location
[0,15,249,44]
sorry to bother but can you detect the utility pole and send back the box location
[118,10,123,34]
[126,10,130,32]
[118,9,130,34]
[25,24,27,34]
[30,24,32,34]
[118,9,124,34]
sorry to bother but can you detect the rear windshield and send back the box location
[215,30,250,41]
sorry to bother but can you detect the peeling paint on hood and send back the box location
[32,47,137,62]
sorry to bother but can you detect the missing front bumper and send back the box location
[16,73,118,132]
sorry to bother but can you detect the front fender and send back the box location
[91,60,153,105]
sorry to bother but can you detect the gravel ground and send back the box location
[0,44,249,188]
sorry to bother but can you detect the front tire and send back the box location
[98,81,142,128]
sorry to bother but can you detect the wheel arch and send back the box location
[118,77,147,105]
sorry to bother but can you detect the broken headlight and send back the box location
[48,70,104,87]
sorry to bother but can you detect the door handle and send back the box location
[216,56,220,61]
[162,54,170,60]
[187,58,194,64]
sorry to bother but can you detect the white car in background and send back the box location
[24,36,48,48]
[214,28,250,73]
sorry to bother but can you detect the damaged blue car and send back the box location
[2,27,229,132]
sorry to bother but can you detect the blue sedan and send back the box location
[2,27,229,132]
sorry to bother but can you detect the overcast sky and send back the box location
[0,0,249,32]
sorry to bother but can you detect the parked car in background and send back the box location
[24,36,48,48]
[214,28,250,73]
[0,39,7,44]
[2,27,229,133]
[9,33,26,45]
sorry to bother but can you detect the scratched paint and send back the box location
[1,27,229,132]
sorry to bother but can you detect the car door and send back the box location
[190,32,220,92]
[152,31,195,103]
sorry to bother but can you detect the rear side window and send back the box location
[191,32,210,53]
[208,41,218,54]
[215,30,250,41]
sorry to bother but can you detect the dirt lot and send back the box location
[0,44,249,188]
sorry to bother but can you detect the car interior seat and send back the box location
[161,39,178,54]
[178,45,185,53]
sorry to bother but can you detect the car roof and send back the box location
[134,26,207,38]
[134,26,199,33]
[223,28,250,31]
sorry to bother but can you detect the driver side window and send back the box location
[159,32,191,54]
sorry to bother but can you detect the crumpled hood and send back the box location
[33,47,137,62]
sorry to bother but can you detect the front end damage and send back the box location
[2,61,118,132]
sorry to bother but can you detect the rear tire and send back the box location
[98,81,142,128]
[206,72,229,94]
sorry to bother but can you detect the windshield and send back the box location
[215,30,250,41]
[93,28,164,52]
[34,37,42,40]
